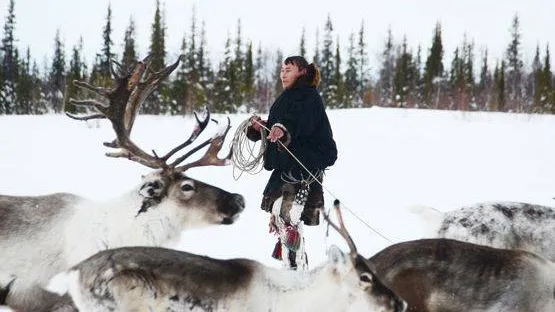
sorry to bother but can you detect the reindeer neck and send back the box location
[106,190,182,247]
[69,190,181,254]
[260,265,347,312]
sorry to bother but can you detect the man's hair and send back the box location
[284,56,321,87]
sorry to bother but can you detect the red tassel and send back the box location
[271,239,282,260]
[284,226,301,252]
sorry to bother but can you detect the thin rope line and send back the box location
[253,120,393,244]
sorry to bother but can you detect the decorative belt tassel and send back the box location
[272,238,283,260]
[284,226,301,252]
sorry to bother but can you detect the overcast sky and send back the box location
[6,0,555,73]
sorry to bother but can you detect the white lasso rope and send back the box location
[230,118,267,180]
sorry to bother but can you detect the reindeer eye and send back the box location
[180,182,195,192]
[360,273,373,283]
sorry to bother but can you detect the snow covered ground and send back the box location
[2,106,555,310]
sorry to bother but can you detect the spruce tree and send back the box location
[1,0,18,114]
[213,35,234,113]
[449,47,465,110]
[320,14,335,103]
[357,21,370,105]
[344,32,359,107]
[541,45,553,112]
[254,43,271,112]
[423,22,444,107]
[90,4,114,88]
[411,45,423,106]
[31,60,46,114]
[65,37,86,114]
[463,37,475,88]
[299,27,306,57]
[393,36,413,107]
[198,21,213,104]
[48,29,66,113]
[145,0,167,114]
[171,34,188,114]
[505,13,523,110]
[15,47,34,114]
[332,37,345,108]
[378,27,395,106]
[477,49,492,110]
[493,61,506,111]
[179,7,208,115]
[100,4,114,76]
[531,44,543,110]
[150,0,166,71]
[274,49,284,96]
[243,41,255,110]
[121,16,137,70]
[313,28,321,66]
[231,20,244,108]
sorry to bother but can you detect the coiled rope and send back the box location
[230,118,267,180]
[230,118,392,244]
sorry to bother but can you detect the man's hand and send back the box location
[267,125,285,142]
[250,115,264,131]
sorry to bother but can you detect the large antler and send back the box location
[66,55,232,172]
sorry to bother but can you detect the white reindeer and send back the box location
[410,201,555,261]
[0,56,245,312]
[369,238,555,312]
[46,202,407,312]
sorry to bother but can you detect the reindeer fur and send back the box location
[413,202,555,261]
[369,238,555,312]
[47,245,407,312]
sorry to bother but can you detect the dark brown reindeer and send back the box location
[368,238,555,312]
[45,201,407,312]
[0,55,244,312]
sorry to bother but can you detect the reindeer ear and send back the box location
[139,179,165,199]
[327,245,348,267]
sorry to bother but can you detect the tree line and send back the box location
[1,0,553,115]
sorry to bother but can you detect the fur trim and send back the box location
[273,123,291,147]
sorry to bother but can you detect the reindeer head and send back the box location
[67,55,244,226]
[323,200,407,312]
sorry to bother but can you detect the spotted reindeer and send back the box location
[411,201,555,261]
[369,238,555,312]
[0,55,244,312]
[46,202,407,312]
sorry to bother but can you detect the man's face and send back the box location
[280,63,305,89]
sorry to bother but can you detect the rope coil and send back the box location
[230,118,267,180]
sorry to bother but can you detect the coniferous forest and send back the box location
[0,0,553,116]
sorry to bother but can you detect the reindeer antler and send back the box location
[322,199,359,259]
[66,55,232,173]
[173,117,233,171]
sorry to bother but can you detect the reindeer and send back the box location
[368,238,555,312]
[45,202,407,312]
[410,202,555,261]
[0,55,245,312]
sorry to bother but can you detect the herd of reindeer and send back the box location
[1,55,555,312]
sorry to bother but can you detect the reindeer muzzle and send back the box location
[220,193,245,224]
